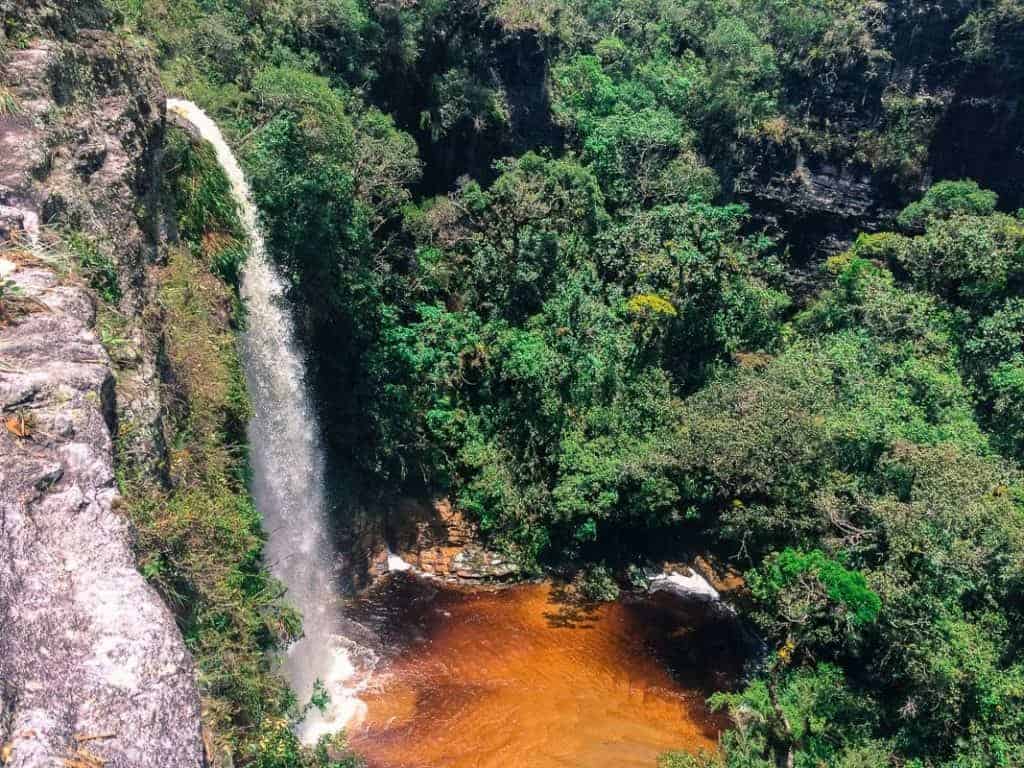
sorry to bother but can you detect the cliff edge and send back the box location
[0,6,204,766]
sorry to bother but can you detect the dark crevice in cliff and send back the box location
[368,9,562,196]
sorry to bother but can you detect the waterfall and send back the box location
[166,99,368,743]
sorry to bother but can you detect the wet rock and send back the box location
[452,546,520,581]
[385,497,519,583]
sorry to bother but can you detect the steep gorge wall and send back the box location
[0,7,205,766]
[736,0,1024,268]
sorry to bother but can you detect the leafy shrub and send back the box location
[164,129,248,285]
[899,207,1024,308]
[957,0,1024,78]
[670,664,887,768]
[749,548,881,649]
[102,0,143,27]
[626,293,677,317]
[0,274,20,321]
[575,563,621,602]
[858,90,945,183]
[249,721,364,768]
[0,85,21,115]
[846,231,910,265]
[897,179,999,232]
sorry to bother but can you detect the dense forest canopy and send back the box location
[77,0,1024,765]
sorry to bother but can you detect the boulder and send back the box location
[385,497,519,583]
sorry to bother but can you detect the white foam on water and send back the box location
[649,569,722,602]
[386,550,413,572]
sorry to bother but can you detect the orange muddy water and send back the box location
[348,576,743,768]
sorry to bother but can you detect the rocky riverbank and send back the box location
[370,496,521,583]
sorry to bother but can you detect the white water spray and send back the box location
[167,99,368,743]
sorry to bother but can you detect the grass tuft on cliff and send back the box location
[118,245,304,753]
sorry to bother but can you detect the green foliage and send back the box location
[0,84,21,115]
[117,246,305,761]
[575,563,621,602]
[842,232,909,265]
[897,179,1000,232]
[425,66,510,139]
[103,0,144,27]
[166,130,241,238]
[964,298,1024,455]
[164,128,248,284]
[704,16,779,134]
[0,255,20,315]
[368,150,786,561]
[855,183,1024,465]
[248,723,364,768]
[95,3,1024,766]
[846,186,1024,315]
[857,90,945,185]
[749,549,880,659]
[626,293,677,317]
[550,52,721,207]
[667,665,887,768]
[957,0,1024,80]
[244,69,364,320]
[64,231,121,303]
[754,549,880,626]
[673,232,1024,764]
[0,273,20,321]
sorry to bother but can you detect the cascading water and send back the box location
[167,99,369,743]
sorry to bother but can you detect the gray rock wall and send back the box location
[0,263,204,768]
[0,17,205,768]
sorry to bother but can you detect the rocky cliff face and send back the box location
[0,8,204,767]
[383,497,520,583]
[734,0,1023,271]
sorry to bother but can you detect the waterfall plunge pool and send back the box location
[344,575,746,768]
